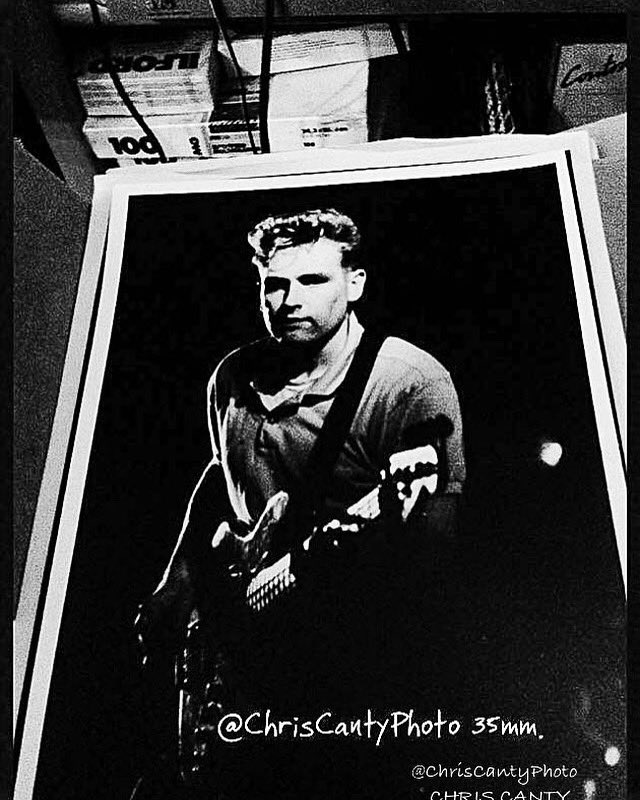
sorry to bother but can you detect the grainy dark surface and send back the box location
[217,1,628,18]
[13,140,90,612]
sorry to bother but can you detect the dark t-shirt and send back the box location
[208,320,465,525]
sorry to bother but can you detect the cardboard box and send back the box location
[95,113,368,159]
[74,30,219,116]
[551,43,627,130]
[84,111,215,157]
[219,60,369,120]
[83,61,371,158]
[218,24,408,76]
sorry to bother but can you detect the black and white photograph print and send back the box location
[15,146,626,800]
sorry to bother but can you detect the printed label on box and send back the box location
[218,24,407,76]
[552,43,627,129]
[75,31,218,116]
[94,113,369,160]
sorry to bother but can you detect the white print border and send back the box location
[104,130,596,183]
[13,178,113,731]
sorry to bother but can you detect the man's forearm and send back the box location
[138,460,231,653]
[156,459,233,594]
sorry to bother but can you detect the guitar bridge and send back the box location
[246,554,296,612]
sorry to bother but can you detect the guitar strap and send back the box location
[280,328,386,546]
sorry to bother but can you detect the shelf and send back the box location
[217,0,628,17]
[51,1,629,27]
[16,2,628,192]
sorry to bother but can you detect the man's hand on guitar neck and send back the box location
[211,491,290,577]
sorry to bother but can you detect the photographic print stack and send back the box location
[14,132,626,800]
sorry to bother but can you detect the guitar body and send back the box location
[175,438,446,789]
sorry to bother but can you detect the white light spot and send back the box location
[605,745,621,766]
[539,441,563,466]
[584,779,596,798]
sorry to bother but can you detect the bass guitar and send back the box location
[176,438,444,786]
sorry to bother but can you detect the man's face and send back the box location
[259,238,366,346]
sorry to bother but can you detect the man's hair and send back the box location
[248,208,361,270]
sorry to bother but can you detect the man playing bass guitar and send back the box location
[136,208,466,800]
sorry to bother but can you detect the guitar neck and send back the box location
[246,484,383,612]
[246,444,440,613]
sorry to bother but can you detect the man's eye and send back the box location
[299,276,329,286]
[263,278,287,293]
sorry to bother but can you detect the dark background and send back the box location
[33,163,625,799]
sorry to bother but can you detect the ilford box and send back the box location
[90,113,369,160]
[74,30,219,116]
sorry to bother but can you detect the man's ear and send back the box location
[346,268,367,303]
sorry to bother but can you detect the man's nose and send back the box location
[283,282,304,308]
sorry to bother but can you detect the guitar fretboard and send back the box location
[246,488,382,612]
[246,553,296,612]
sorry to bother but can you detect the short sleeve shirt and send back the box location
[209,320,466,525]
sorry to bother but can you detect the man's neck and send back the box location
[311,314,353,372]
[272,314,355,383]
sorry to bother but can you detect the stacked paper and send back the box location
[85,110,217,158]
[217,24,406,75]
[90,24,408,164]
[85,62,371,159]
[210,57,373,156]
[75,30,219,116]
[201,25,408,159]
